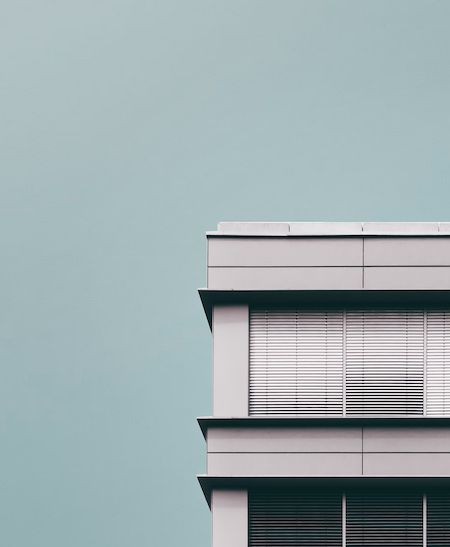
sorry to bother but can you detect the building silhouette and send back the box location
[198,222,450,547]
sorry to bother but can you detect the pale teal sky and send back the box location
[1,1,450,545]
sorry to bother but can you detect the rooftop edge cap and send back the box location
[217,222,290,235]
[362,222,439,234]
[289,222,362,235]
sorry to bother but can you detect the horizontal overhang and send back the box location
[199,289,450,329]
[197,416,450,439]
[197,476,450,507]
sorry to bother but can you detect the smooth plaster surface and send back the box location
[212,305,249,417]
[211,490,248,547]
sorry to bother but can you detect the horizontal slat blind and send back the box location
[346,492,423,547]
[346,311,424,415]
[427,492,450,547]
[250,309,450,416]
[249,491,342,547]
[250,489,450,546]
[426,312,450,416]
[249,311,344,415]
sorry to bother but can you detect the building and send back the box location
[198,222,450,547]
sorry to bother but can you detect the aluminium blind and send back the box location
[426,312,450,416]
[250,309,450,416]
[345,311,424,415]
[427,491,450,547]
[249,491,342,547]
[346,492,423,547]
[249,311,344,415]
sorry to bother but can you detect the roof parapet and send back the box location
[209,222,450,236]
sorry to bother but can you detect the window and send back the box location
[249,488,450,547]
[249,490,342,547]
[249,309,450,416]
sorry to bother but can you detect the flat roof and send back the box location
[207,222,450,236]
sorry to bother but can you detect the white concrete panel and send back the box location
[208,238,363,267]
[364,267,450,290]
[363,453,450,476]
[213,305,249,417]
[364,238,450,266]
[208,427,362,453]
[207,453,362,476]
[364,427,450,452]
[217,222,289,235]
[212,490,248,547]
[363,222,439,234]
[208,267,363,290]
[289,222,362,235]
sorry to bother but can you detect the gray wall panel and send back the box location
[208,267,363,290]
[207,427,362,453]
[207,453,362,477]
[213,305,249,417]
[208,238,363,267]
[364,238,450,266]
[212,490,248,547]
[363,453,450,476]
[364,427,450,452]
[363,267,450,290]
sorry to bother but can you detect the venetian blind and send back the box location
[426,312,450,416]
[345,311,424,415]
[249,491,342,547]
[346,492,423,547]
[427,491,450,547]
[249,310,344,415]
[250,309,450,416]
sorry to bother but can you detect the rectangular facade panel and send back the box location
[207,453,362,477]
[212,490,248,547]
[208,266,363,290]
[213,305,249,417]
[207,427,362,453]
[363,453,450,476]
[363,427,450,452]
[364,237,450,266]
[208,237,363,267]
[363,267,450,290]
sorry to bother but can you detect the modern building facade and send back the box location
[198,222,450,547]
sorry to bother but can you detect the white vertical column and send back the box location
[212,305,249,417]
[212,490,248,547]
